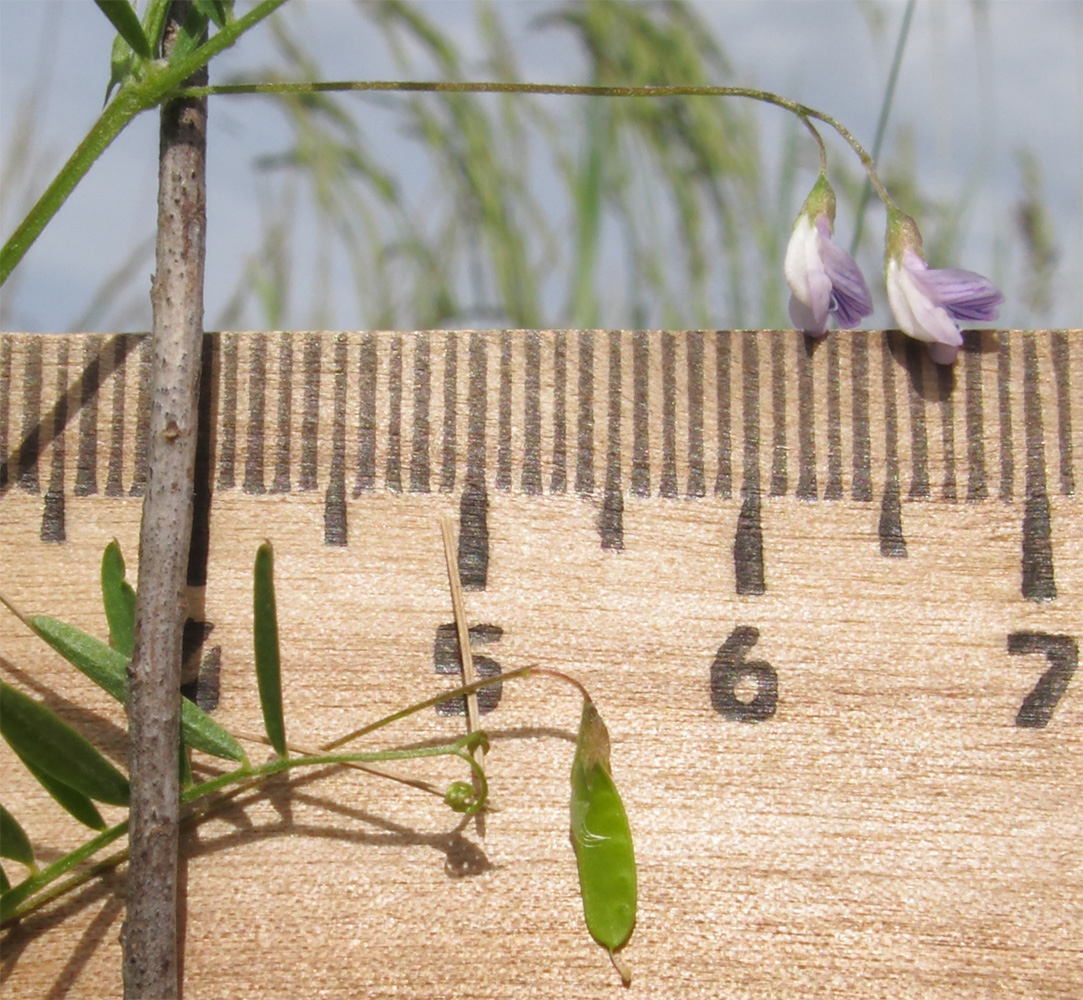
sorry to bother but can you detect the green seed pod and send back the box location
[570,699,636,984]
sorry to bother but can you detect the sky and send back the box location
[1,0,1080,332]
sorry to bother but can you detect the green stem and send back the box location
[0,735,480,926]
[321,666,533,750]
[0,819,129,923]
[176,79,895,210]
[0,0,288,286]
[851,0,916,255]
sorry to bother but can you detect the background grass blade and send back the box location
[101,540,136,658]
[0,682,130,808]
[253,542,286,756]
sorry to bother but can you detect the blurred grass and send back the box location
[0,0,1065,333]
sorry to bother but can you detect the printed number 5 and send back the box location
[433,623,503,716]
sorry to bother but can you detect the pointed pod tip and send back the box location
[609,949,632,987]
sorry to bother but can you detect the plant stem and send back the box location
[851,0,916,255]
[1,739,480,926]
[177,79,897,210]
[123,5,207,996]
[0,0,287,286]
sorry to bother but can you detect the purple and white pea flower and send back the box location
[885,209,1004,365]
[784,173,873,336]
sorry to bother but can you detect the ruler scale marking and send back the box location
[216,332,238,492]
[964,332,987,502]
[496,332,513,492]
[74,336,101,497]
[1050,330,1074,496]
[324,333,349,546]
[997,337,1014,502]
[937,360,957,502]
[440,331,457,493]
[299,334,321,492]
[851,332,872,503]
[714,329,732,497]
[409,331,431,494]
[769,329,787,497]
[575,330,594,497]
[272,333,292,494]
[18,334,42,494]
[2,329,1078,614]
[1021,333,1055,601]
[354,331,376,494]
[735,332,765,595]
[521,331,542,495]
[600,330,624,549]
[824,335,843,499]
[658,332,676,499]
[458,331,489,589]
[905,337,931,500]
[632,331,649,498]
[796,335,817,501]
[550,330,567,494]
[878,334,906,557]
[384,334,403,493]
[41,339,67,543]
[243,334,267,495]
[0,335,10,491]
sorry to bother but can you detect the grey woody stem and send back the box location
[122,4,208,997]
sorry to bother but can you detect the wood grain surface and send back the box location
[1,330,1080,999]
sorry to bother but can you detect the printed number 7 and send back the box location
[1007,631,1078,728]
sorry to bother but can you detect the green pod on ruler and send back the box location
[570,699,636,981]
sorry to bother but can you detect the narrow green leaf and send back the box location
[169,4,211,65]
[0,683,129,808]
[0,863,9,894]
[0,805,35,868]
[94,1,152,59]
[27,617,247,764]
[106,31,136,105]
[179,743,192,788]
[16,753,106,830]
[193,0,230,29]
[101,540,136,659]
[253,542,286,756]
[141,0,173,57]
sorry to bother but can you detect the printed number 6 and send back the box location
[710,625,778,723]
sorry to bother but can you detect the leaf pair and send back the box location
[100,0,235,103]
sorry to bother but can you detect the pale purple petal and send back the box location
[907,266,1003,322]
[788,294,824,336]
[927,340,961,365]
[785,214,872,334]
[784,215,831,334]
[818,228,873,328]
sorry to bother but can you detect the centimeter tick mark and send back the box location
[1,331,1077,603]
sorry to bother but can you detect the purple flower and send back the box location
[885,210,1004,364]
[784,174,873,336]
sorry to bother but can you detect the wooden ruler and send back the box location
[1,329,1080,999]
